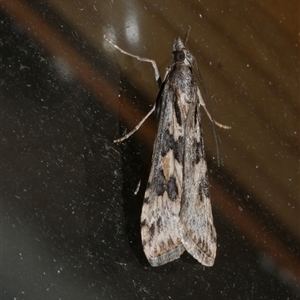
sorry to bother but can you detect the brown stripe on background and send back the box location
[1,0,156,148]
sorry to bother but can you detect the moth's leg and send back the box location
[113,104,156,143]
[104,35,160,142]
[104,35,162,88]
[196,86,230,166]
[197,87,231,129]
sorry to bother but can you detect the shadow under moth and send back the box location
[104,30,230,267]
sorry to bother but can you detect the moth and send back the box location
[104,30,229,267]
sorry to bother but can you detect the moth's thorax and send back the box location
[169,63,197,105]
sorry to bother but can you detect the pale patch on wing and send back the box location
[161,150,173,181]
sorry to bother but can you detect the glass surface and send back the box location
[1,1,299,299]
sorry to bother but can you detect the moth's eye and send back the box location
[173,51,185,62]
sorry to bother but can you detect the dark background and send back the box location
[1,0,299,299]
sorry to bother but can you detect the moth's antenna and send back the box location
[196,69,221,166]
[184,26,191,45]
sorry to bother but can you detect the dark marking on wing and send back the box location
[173,95,182,126]
[199,191,204,203]
[161,127,183,164]
[154,169,165,196]
[193,139,202,164]
[149,223,155,239]
[174,135,184,164]
[167,176,178,201]
[161,129,174,157]
[194,104,199,126]
[156,216,163,233]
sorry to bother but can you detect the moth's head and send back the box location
[172,37,196,67]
